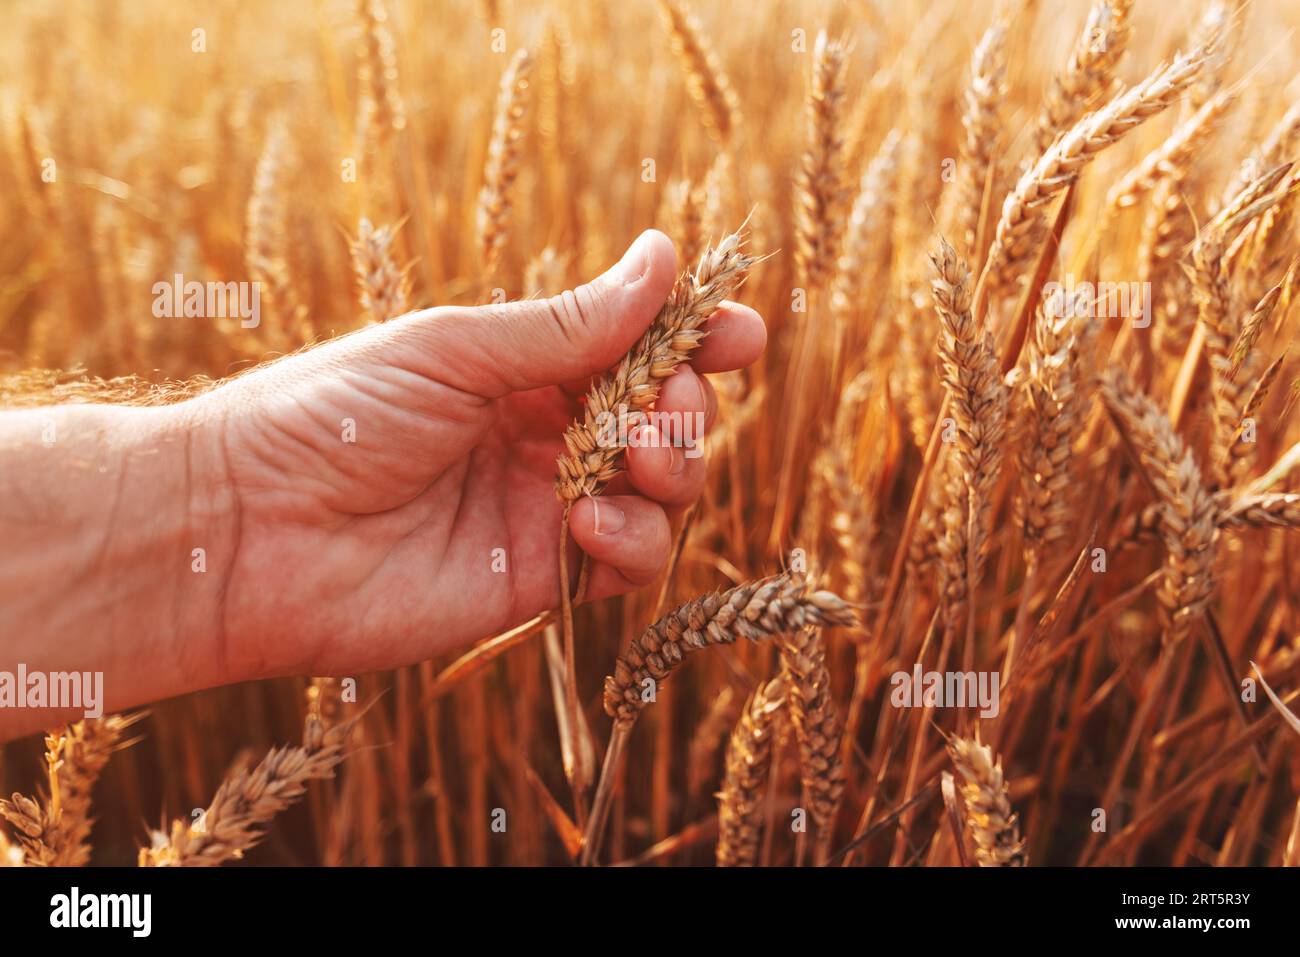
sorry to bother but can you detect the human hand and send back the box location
[196,229,766,682]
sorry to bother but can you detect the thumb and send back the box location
[405,229,678,397]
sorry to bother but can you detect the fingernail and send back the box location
[592,498,626,535]
[610,231,652,286]
[668,444,685,475]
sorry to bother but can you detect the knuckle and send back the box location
[544,280,608,344]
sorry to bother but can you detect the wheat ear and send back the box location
[476,49,531,280]
[716,675,787,866]
[794,30,850,291]
[1018,299,1086,567]
[246,121,310,348]
[777,626,845,864]
[985,41,1212,310]
[582,573,853,864]
[657,0,740,144]
[0,715,141,867]
[555,231,756,503]
[1035,0,1134,150]
[139,717,357,866]
[349,217,412,323]
[947,733,1027,866]
[932,239,1008,631]
[1099,369,1219,643]
[948,21,1007,260]
[602,572,855,722]
[355,0,407,148]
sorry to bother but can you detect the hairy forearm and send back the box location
[0,400,234,741]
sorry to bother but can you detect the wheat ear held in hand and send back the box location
[554,230,757,503]
[554,230,756,831]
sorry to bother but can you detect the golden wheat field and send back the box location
[2,0,1300,871]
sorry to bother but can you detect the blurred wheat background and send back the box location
[3,0,1300,866]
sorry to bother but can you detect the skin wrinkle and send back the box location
[87,423,129,594]
[213,408,242,687]
[181,409,195,668]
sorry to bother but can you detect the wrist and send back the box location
[0,397,238,737]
